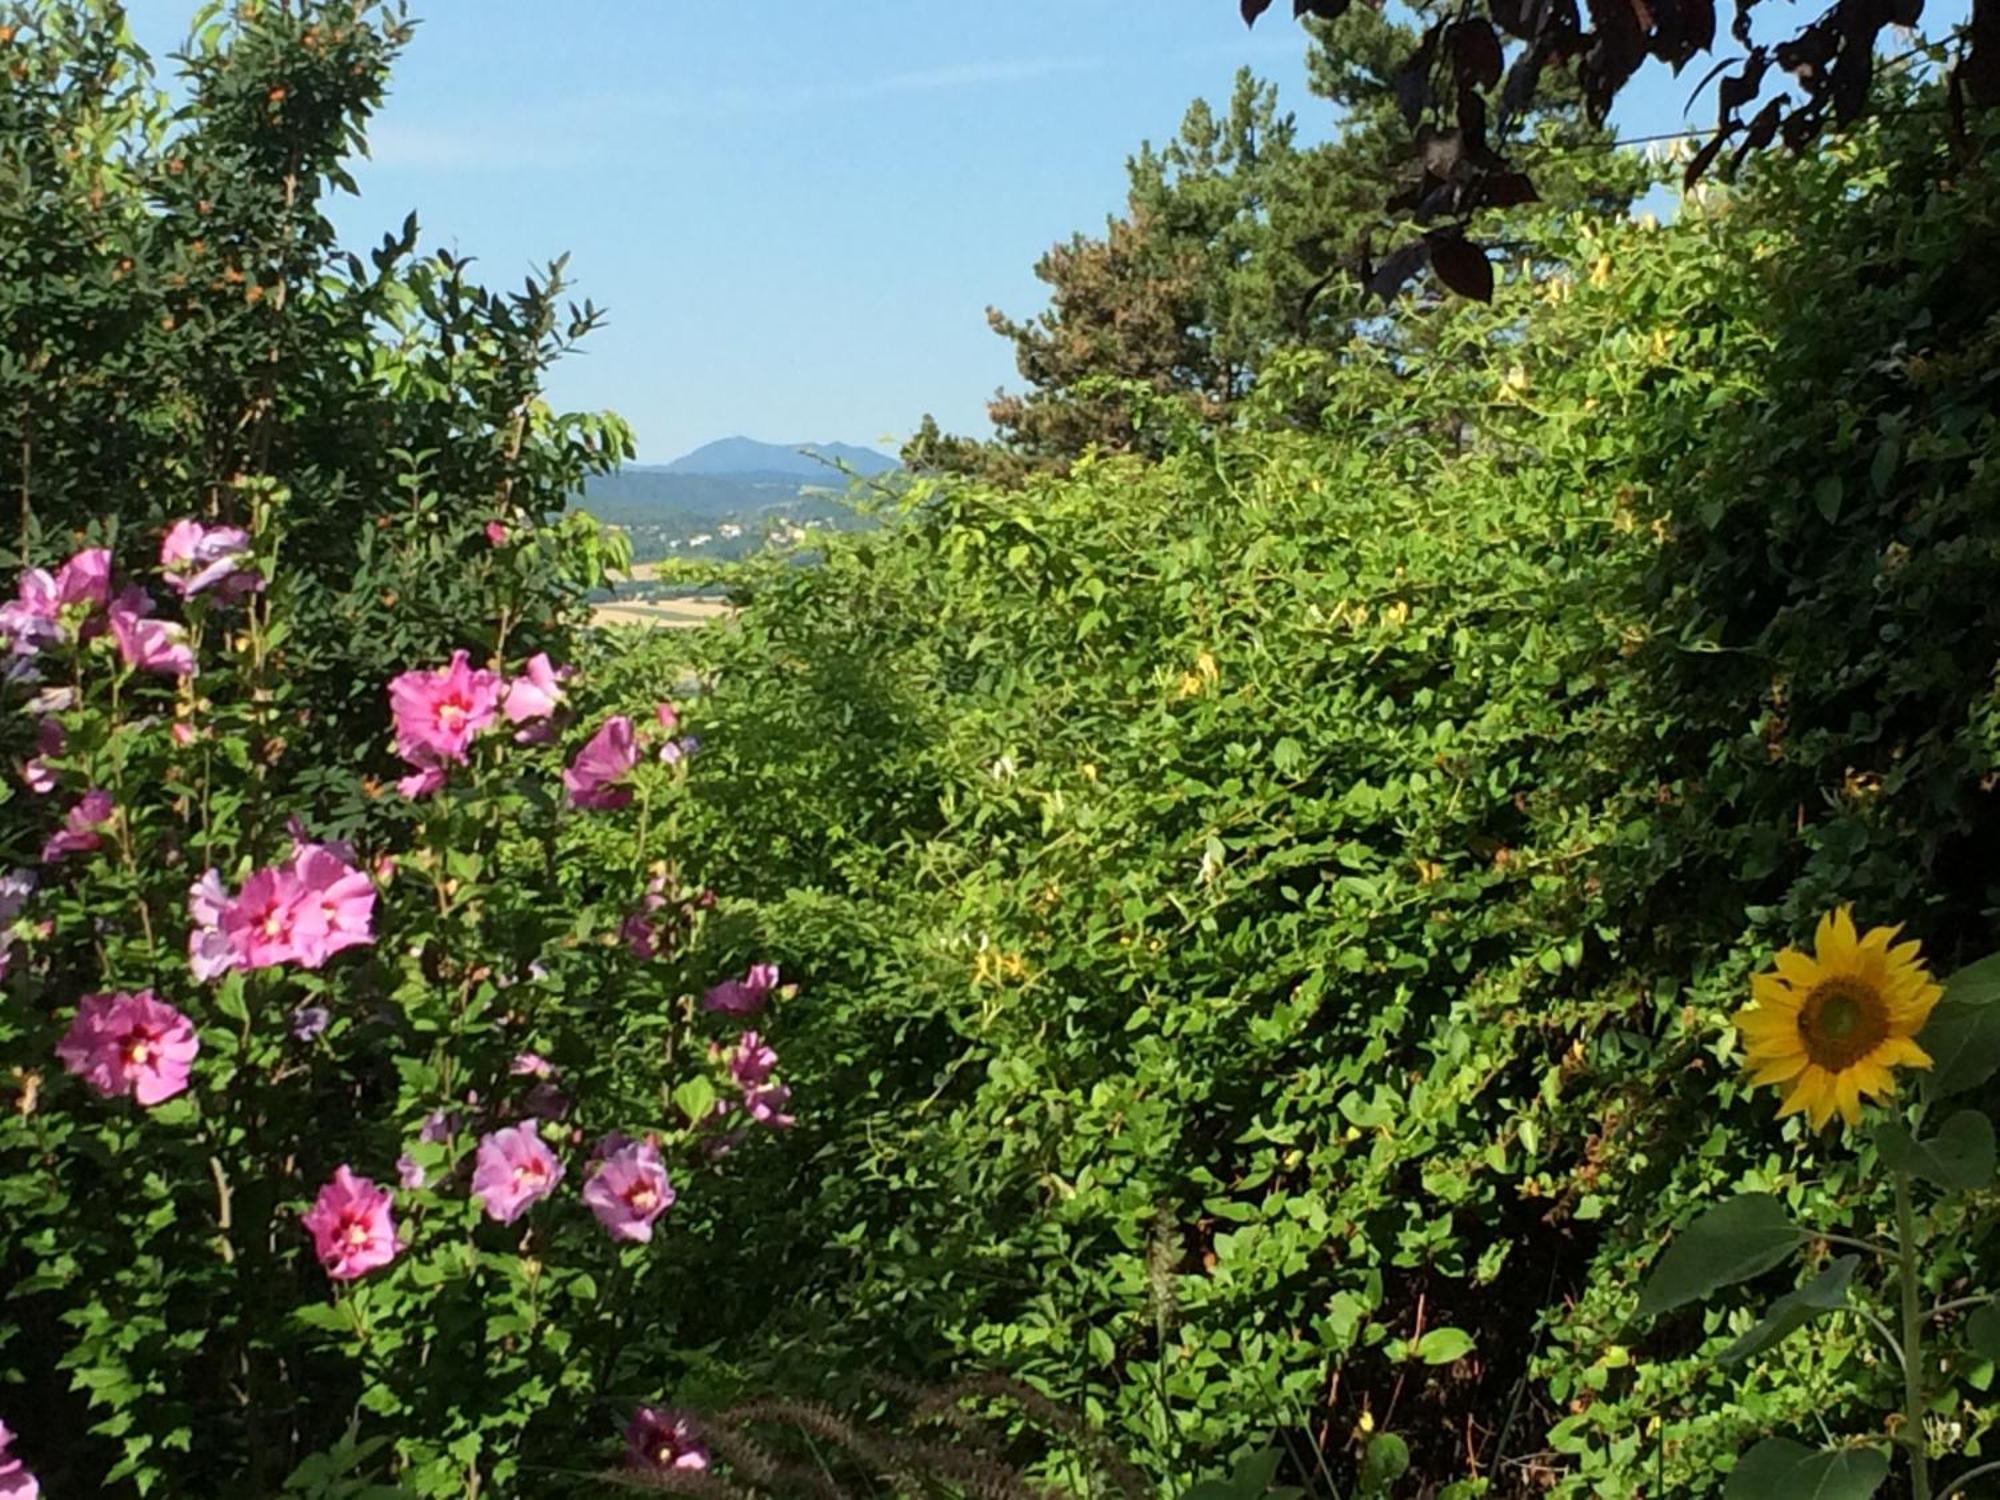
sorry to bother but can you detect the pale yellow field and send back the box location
[590,596,734,630]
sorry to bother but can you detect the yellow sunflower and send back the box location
[1733,906,1943,1130]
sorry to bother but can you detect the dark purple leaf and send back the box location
[1499,47,1547,123]
[1683,127,1731,187]
[1367,240,1431,303]
[1479,170,1541,206]
[1396,24,1446,126]
[1295,0,1354,16]
[1241,0,1277,24]
[1973,0,2000,105]
[1428,233,1495,302]
[1448,19,1507,89]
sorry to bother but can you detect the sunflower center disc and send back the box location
[1798,976,1890,1072]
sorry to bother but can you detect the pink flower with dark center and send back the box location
[470,1122,565,1224]
[109,586,196,677]
[55,990,198,1106]
[563,715,637,810]
[388,650,502,766]
[219,864,313,970]
[300,1166,400,1281]
[583,1137,676,1243]
[702,961,780,1016]
[625,1407,708,1474]
[501,652,564,725]
[161,520,261,602]
[0,1417,40,1500]
[42,787,113,863]
[187,869,234,981]
[288,844,376,968]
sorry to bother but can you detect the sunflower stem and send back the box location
[1897,1169,1932,1500]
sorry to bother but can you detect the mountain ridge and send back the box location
[657,436,898,480]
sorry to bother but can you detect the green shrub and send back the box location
[635,99,2000,1494]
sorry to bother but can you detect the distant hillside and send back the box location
[661,436,899,481]
[576,437,900,567]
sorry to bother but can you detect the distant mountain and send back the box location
[660,436,899,481]
[576,437,900,568]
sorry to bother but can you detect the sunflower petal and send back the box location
[1774,948,1822,988]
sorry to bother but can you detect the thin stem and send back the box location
[1898,1170,1933,1500]
[1932,1295,1996,1322]
[1824,1232,1899,1259]
[1858,1307,1906,1369]
[1939,1458,2000,1499]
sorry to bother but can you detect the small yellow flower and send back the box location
[1733,907,1943,1129]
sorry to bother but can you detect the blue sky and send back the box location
[127,4,1806,461]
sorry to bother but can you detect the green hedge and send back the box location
[623,98,2000,1495]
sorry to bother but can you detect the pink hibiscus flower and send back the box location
[0,1418,40,1500]
[54,548,112,611]
[702,961,780,1016]
[484,521,510,547]
[160,520,261,602]
[501,652,565,725]
[108,586,197,677]
[288,843,377,968]
[55,990,198,1106]
[41,787,114,863]
[583,1137,676,1243]
[186,870,233,980]
[395,763,449,799]
[20,717,63,795]
[300,1166,400,1281]
[562,715,637,810]
[219,864,312,970]
[388,650,502,767]
[470,1122,565,1224]
[727,1031,779,1091]
[625,1407,708,1474]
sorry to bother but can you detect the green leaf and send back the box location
[1813,475,1843,523]
[1724,1438,1888,1500]
[1637,1195,1804,1319]
[1179,1447,1300,1500]
[1357,1432,1411,1495]
[672,1076,718,1125]
[1720,1256,1859,1365]
[1876,1110,1996,1192]
[1414,1327,1476,1364]
[1966,1302,2000,1363]
[1921,954,2000,1100]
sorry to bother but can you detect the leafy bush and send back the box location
[626,99,2000,1494]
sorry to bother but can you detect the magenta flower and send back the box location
[396,1152,426,1189]
[0,1418,40,1500]
[396,763,448,799]
[702,961,780,1016]
[108,586,197,677]
[485,521,510,547]
[160,520,261,602]
[20,717,62,795]
[509,1052,554,1079]
[388,650,502,767]
[583,1137,676,1243]
[728,1031,779,1092]
[470,1122,565,1224]
[54,548,112,611]
[501,652,565,725]
[563,715,638,810]
[300,1166,400,1281]
[288,843,376,968]
[654,701,679,733]
[55,990,198,1106]
[41,787,113,863]
[744,1083,796,1130]
[187,869,234,981]
[625,1406,708,1474]
[219,864,310,970]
